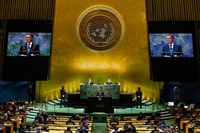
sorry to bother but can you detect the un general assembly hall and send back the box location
[0,0,200,133]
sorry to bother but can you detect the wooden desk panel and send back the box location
[4,122,13,133]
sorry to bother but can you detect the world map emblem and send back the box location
[78,7,123,51]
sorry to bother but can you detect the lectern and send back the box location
[85,97,114,113]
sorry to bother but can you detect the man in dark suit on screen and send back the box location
[162,34,183,57]
[18,33,40,56]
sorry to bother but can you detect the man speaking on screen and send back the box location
[162,34,183,57]
[18,33,40,56]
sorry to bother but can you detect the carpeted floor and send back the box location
[92,122,107,133]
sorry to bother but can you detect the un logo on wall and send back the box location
[77,6,123,51]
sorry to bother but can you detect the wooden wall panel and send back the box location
[36,0,162,103]
[0,0,55,20]
[147,0,200,21]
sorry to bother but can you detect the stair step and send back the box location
[142,100,149,103]
[159,109,168,112]
[57,99,61,101]
[160,116,174,120]
[26,115,36,119]
[30,110,40,113]
[51,100,60,104]
[160,114,173,117]
[31,108,40,111]
[159,111,170,114]
[47,101,56,105]
[27,112,38,116]
[145,102,154,105]
[27,107,41,119]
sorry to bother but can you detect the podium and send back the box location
[85,97,114,113]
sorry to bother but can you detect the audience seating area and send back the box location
[170,106,200,133]
[33,114,93,133]
[0,99,32,133]
[106,113,181,133]
[2,99,200,133]
[0,100,92,133]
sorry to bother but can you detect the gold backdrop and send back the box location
[35,0,162,103]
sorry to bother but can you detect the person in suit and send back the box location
[162,34,183,57]
[87,78,93,85]
[174,86,180,107]
[18,33,40,56]
[96,88,104,97]
[66,117,75,125]
[96,88,104,101]
[136,87,143,108]
[28,85,34,104]
[106,79,112,84]
[77,124,88,133]
[60,86,66,108]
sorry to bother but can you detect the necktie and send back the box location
[27,43,31,54]
[169,44,173,55]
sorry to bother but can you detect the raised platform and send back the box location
[67,93,133,108]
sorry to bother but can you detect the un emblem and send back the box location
[78,7,123,51]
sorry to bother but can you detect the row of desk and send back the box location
[0,114,26,133]
[35,115,93,133]
[178,119,200,133]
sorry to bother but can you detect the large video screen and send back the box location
[7,32,52,56]
[3,20,53,81]
[148,21,198,82]
[149,33,193,58]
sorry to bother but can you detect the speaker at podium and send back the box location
[85,97,114,113]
